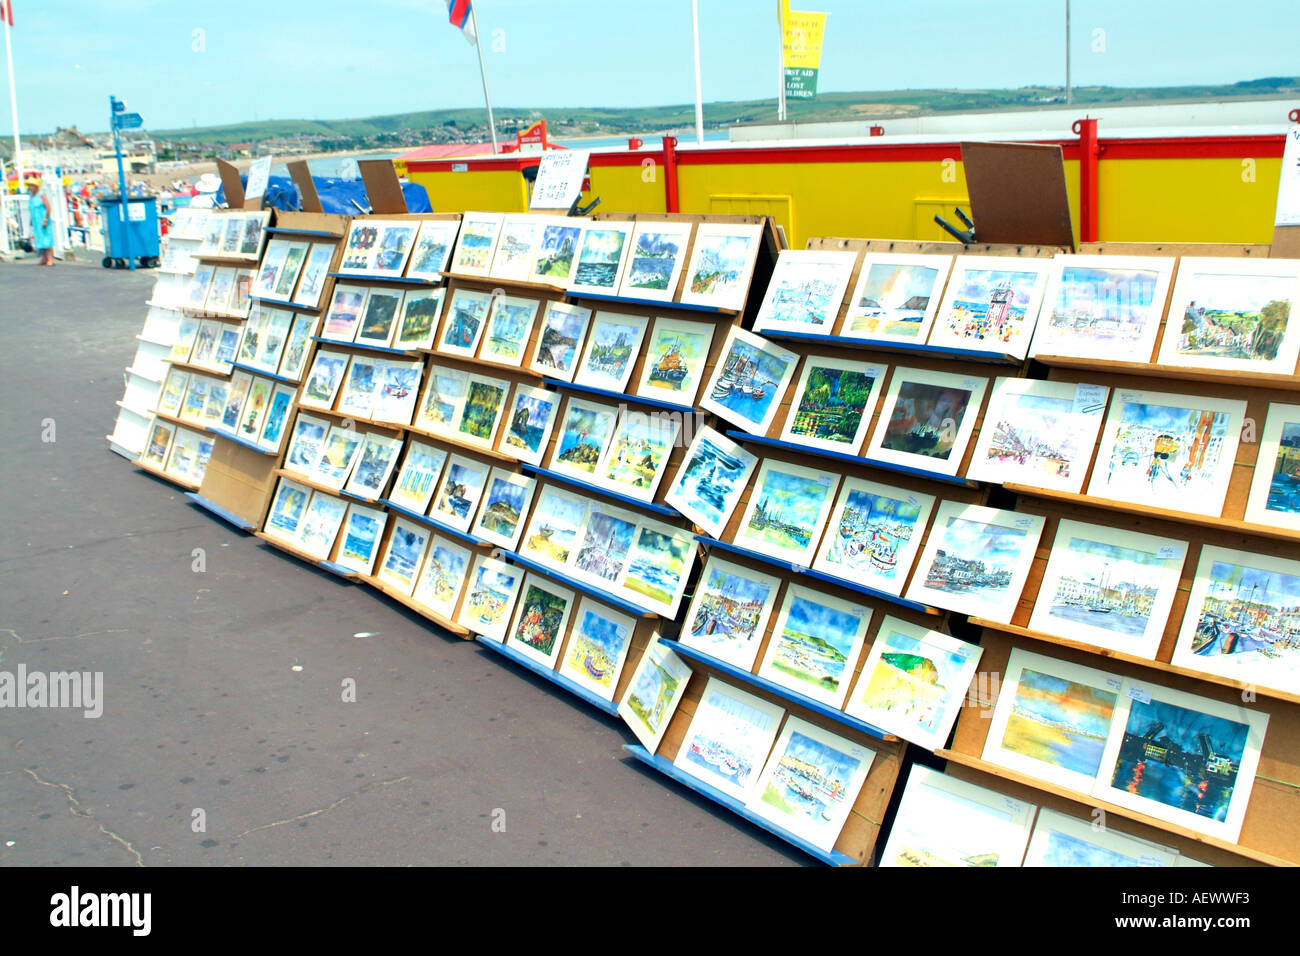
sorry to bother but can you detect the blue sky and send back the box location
[3,0,1299,134]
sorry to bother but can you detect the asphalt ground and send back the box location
[0,255,801,867]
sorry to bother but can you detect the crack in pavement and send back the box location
[17,768,145,867]
[1,626,131,645]
[233,776,412,840]
[0,523,211,566]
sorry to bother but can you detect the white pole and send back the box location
[777,1,787,122]
[3,8,23,189]
[1065,0,1072,105]
[470,6,499,154]
[691,0,704,145]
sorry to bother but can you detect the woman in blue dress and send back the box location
[27,179,55,265]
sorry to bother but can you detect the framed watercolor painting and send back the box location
[698,326,799,436]
[501,384,561,466]
[256,383,298,454]
[928,255,1051,359]
[253,309,294,375]
[377,517,432,596]
[505,573,577,668]
[982,647,1123,794]
[557,598,637,701]
[448,212,504,278]
[598,408,680,502]
[529,217,585,287]
[282,413,331,476]
[453,373,511,451]
[778,355,886,454]
[904,502,1044,622]
[966,377,1108,493]
[410,535,472,620]
[1022,808,1179,868]
[438,288,493,358]
[321,284,368,342]
[1027,519,1188,659]
[616,220,694,301]
[371,359,424,426]
[264,477,312,543]
[864,366,989,477]
[1085,388,1246,518]
[845,616,981,751]
[392,288,445,352]
[1029,254,1176,362]
[663,426,758,539]
[528,301,593,381]
[1094,678,1268,843]
[270,241,310,300]
[339,219,381,272]
[843,252,952,342]
[569,221,633,296]
[618,518,697,617]
[294,492,348,561]
[457,555,525,642]
[878,764,1037,868]
[520,484,589,569]
[572,310,650,393]
[352,287,404,349]
[811,477,935,596]
[429,454,491,533]
[249,246,283,300]
[415,363,470,437]
[489,214,546,283]
[335,503,387,575]
[679,557,782,671]
[470,468,537,550]
[672,677,785,801]
[387,441,448,515]
[218,371,253,433]
[756,585,873,708]
[678,222,764,311]
[343,432,404,501]
[751,249,857,334]
[291,244,334,309]
[1170,545,1300,700]
[404,218,461,281]
[278,315,319,381]
[1156,256,1300,374]
[570,502,640,587]
[157,369,189,418]
[311,425,364,491]
[744,716,875,853]
[1243,402,1300,531]
[371,221,419,277]
[479,294,540,367]
[201,379,231,431]
[734,459,839,566]
[236,378,274,442]
[618,635,693,753]
[140,420,176,469]
[549,396,620,482]
[633,315,716,405]
[336,355,383,420]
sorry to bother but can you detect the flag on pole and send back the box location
[445,0,475,44]
[1,2,14,28]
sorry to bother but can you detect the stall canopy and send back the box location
[216,174,432,214]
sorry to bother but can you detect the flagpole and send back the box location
[469,5,499,154]
[776,0,787,122]
[3,5,23,188]
[690,0,704,145]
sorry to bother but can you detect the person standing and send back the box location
[27,178,55,265]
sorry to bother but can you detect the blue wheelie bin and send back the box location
[98,195,160,269]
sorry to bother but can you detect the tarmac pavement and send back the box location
[0,256,802,866]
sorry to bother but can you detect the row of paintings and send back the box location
[183,263,253,317]
[450,213,765,312]
[138,419,214,486]
[337,217,460,281]
[197,209,270,263]
[251,239,335,309]
[750,250,1300,372]
[299,349,425,428]
[542,395,682,503]
[981,647,1268,843]
[653,674,877,853]
[517,481,698,617]
[167,207,214,244]
[158,368,295,455]
[234,306,318,381]
[879,765,1209,867]
[322,285,446,352]
[170,316,241,375]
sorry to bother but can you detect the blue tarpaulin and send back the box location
[216,174,432,214]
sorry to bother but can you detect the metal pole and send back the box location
[691,0,704,145]
[777,1,787,122]
[470,6,499,154]
[4,10,22,192]
[1065,0,1072,106]
[111,95,133,269]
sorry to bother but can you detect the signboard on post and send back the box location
[782,9,827,101]
[114,112,143,130]
[1275,125,1300,228]
[530,149,589,210]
